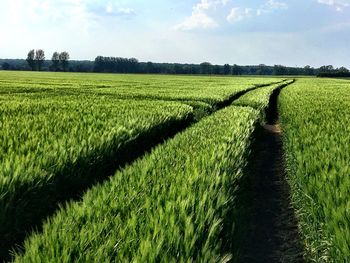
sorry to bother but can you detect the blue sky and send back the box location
[0,0,349,67]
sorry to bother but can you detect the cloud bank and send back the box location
[175,0,288,30]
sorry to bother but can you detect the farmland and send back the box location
[0,71,349,262]
[0,72,280,105]
[279,78,350,262]
[15,105,260,262]
[0,95,193,258]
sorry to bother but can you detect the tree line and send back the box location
[1,52,349,77]
[91,57,350,76]
[25,49,70,71]
[316,65,350,78]
[93,56,139,73]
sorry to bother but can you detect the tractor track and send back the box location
[237,85,305,263]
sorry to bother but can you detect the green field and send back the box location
[0,71,349,262]
[279,78,350,262]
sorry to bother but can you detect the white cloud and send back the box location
[175,0,288,30]
[105,3,136,16]
[196,0,229,10]
[174,0,228,30]
[317,0,350,11]
[117,8,136,15]
[254,0,288,17]
[266,0,288,10]
[174,10,217,30]
[1,0,95,31]
[226,0,286,23]
[227,8,252,23]
[106,2,113,13]
[0,0,98,60]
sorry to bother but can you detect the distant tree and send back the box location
[338,66,349,73]
[51,52,60,71]
[257,64,270,75]
[93,56,104,72]
[287,67,299,75]
[200,62,212,74]
[303,65,315,75]
[1,62,11,70]
[128,58,139,73]
[213,65,221,75]
[71,61,94,72]
[190,65,200,74]
[174,64,183,74]
[26,49,36,71]
[223,64,231,75]
[35,49,45,71]
[232,64,242,75]
[318,65,350,77]
[146,62,154,73]
[181,65,192,74]
[59,51,70,72]
[273,65,288,75]
[319,65,334,73]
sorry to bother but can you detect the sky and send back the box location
[0,0,349,67]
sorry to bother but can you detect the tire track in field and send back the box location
[237,86,305,263]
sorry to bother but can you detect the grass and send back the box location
[233,79,294,121]
[279,78,350,262]
[0,95,193,259]
[0,71,284,106]
[14,105,260,262]
[0,71,306,261]
[0,72,281,260]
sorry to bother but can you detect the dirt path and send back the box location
[237,87,305,262]
[220,82,304,262]
[238,124,304,262]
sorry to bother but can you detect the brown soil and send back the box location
[237,124,305,263]
[264,124,282,134]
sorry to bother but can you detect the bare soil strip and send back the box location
[237,87,305,263]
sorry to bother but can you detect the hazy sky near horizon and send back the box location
[0,0,349,67]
